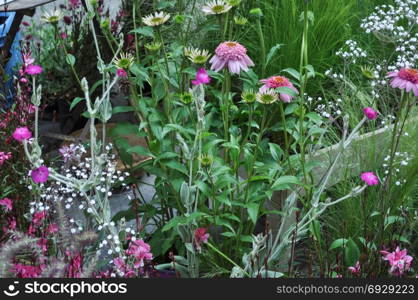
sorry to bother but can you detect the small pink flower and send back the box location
[259,75,299,103]
[194,227,209,252]
[210,41,254,74]
[360,172,379,186]
[381,247,413,277]
[12,127,32,142]
[60,32,68,39]
[363,107,378,120]
[31,166,49,183]
[192,68,211,85]
[26,65,43,75]
[69,0,81,9]
[348,261,361,275]
[117,68,128,78]
[12,263,42,278]
[126,239,153,268]
[0,198,13,211]
[47,223,59,234]
[22,53,35,67]
[387,68,418,97]
[0,152,12,166]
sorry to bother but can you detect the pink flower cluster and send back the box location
[0,198,13,211]
[194,227,209,252]
[0,151,12,166]
[381,247,413,277]
[125,239,153,268]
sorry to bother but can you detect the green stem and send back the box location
[206,242,250,277]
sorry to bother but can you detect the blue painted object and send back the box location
[0,11,21,103]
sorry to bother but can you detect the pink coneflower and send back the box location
[360,172,379,186]
[31,166,49,184]
[194,227,209,252]
[0,151,12,166]
[192,68,211,85]
[116,68,128,78]
[259,76,299,103]
[363,107,378,120]
[381,247,413,277]
[348,261,361,275]
[26,65,43,75]
[210,41,254,74]
[12,127,32,142]
[0,198,13,211]
[387,68,418,97]
[126,239,153,268]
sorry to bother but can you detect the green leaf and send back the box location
[130,26,154,38]
[329,238,348,251]
[271,176,302,191]
[310,220,321,243]
[127,145,154,157]
[246,202,259,225]
[162,216,187,232]
[269,143,283,161]
[384,216,405,229]
[70,97,84,111]
[112,106,134,114]
[275,86,298,97]
[66,53,75,67]
[265,44,283,67]
[166,160,188,175]
[282,68,301,81]
[344,239,360,266]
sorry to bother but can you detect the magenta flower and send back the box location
[348,261,361,275]
[63,16,73,25]
[0,152,12,166]
[363,107,378,120]
[117,68,128,78]
[60,32,68,39]
[381,247,413,277]
[12,127,32,142]
[194,227,209,252]
[69,0,81,9]
[26,65,43,75]
[0,198,13,211]
[47,223,59,234]
[126,239,153,268]
[360,172,379,186]
[259,75,299,103]
[192,68,211,85]
[31,166,49,183]
[210,41,254,74]
[387,68,418,97]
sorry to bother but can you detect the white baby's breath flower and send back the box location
[202,1,232,15]
[142,11,170,27]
